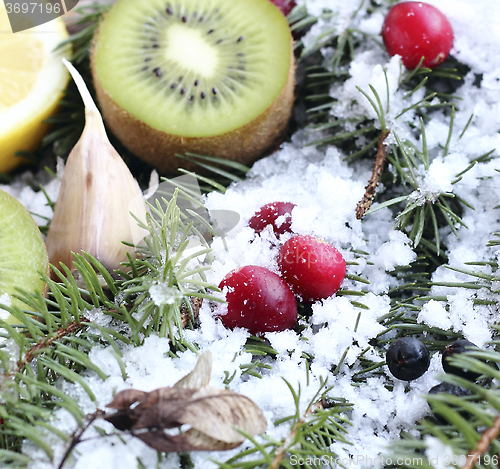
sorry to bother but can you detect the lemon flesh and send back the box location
[0,6,70,173]
[0,189,48,324]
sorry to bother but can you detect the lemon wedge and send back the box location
[0,5,70,173]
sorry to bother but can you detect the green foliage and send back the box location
[217,377,353,469]
[118,191,219,348]
[43,4,110,157]
[175,153,251,193]
[56,4,110,65]
[0,192,218,465]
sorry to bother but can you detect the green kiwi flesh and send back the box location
[0,190,48,323]
[92,0,295,173]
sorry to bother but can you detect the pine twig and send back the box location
[16,318,89,372]
[355,129,390,219]
[462,415,500,469]
[269,400,324,469]
[104,296,201,332]
[57,411,104,469]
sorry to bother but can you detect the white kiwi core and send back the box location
[164,24,220,78]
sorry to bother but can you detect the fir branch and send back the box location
[175,153,250,193]
[16,318,89,373]
[362,111,491,254]
[58,4,111,64]
[387,352,500,469]
[462,415,500,469]
[355,129,390,219]
[219,378,353,468]
[269,395,325,469]
[118,190,220,348]
[0,190,222,464]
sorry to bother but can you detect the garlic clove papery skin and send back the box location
[45,59,148,276]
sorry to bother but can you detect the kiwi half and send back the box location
[91,0,295,174]
[0,189,48,323]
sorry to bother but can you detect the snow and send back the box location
[0,293,11,312]
[417,299,453,331]
[149,282,183,306]
[2,0,500,467]
[424,435,456,468]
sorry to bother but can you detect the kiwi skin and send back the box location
[90,33,296,175]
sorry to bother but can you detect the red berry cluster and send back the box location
[217,202,346,334]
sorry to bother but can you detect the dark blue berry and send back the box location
[428,382,472,424]
[442,339,480,381]
[429,382,471,396]
[386,337,430,381]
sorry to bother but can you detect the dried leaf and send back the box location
[180,386,267,443]
[131,386,267,444]
[134,428,240,453]
[174,350,212,390]
[107,389,147,410]
[104,389,148,431]
[103,351,267,452]
[105,387,195,431]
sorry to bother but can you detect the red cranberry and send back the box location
[218,265,297,334]
[277,235,346,302]
[248,201,295,238]
[382,2,453,69]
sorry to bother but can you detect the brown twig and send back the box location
[355,129,390,220]
[58,411,104,469]
[16,319,89,372]
[181,297,203,329]
[462,415,500,469]
[269,400,324,469]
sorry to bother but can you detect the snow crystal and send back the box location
[0,171,61,226]
[417,300,453,330]
[372,230,416,272]
[420,157,455,196]
[149,282,182,306]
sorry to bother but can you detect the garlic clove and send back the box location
[45,59,148,276]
